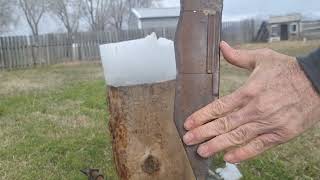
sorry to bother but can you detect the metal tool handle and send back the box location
[174,0,223,179]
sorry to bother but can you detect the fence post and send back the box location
[6,37,12,69]
[45,34,50,65]
[0,37,3,70]
[21,36,27,68]
[30,36,37,67]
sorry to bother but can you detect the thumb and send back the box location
[220,41,258,70]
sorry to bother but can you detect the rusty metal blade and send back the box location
[174,0,223,179]
[174,74,214,180]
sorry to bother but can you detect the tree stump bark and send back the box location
[108,80,196,180]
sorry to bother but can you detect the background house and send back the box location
[268,13,320,42]
[268,13,302,41]
[129,7,180,29]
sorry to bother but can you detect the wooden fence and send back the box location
[222,19,256,44]
[0,19,255,70]
[301,20,320,40]
[0,28,176,70]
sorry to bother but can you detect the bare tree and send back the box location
[108,0,158,31]
[0,0,16,33]
[19,0,47,36]
[83,0,111,31]
[127,0,157,9]
[108,0,127,31]
[50,0,84,33]
[83,0,158,31]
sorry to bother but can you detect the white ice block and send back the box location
[216,163,243,180]
[100,33,176,87]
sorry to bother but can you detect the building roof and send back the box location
[269,13,302,24]
[132,7,180,19]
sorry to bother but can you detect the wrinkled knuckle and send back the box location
[216,117,230,134]
[276,137,288,144]
[229,128,248,145]
[233,50,241,59]
[253,103,266,117]
[229,112,243,123]
[210,100,225,115]
[252,139,266,152]
[273,131,291,144]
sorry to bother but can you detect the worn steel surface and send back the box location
[174,0,223,179]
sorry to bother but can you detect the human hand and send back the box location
[183,41,320,163]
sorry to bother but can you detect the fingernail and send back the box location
[184,118,194,130]
[198,145,209,157]
[183,133,194,145]
[220,41,227,46]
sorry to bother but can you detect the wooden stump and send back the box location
[108,80,195,180]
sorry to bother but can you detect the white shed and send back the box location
[129,7,180,29]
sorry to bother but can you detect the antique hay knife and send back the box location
[174,0,223,179]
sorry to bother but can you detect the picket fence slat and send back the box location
[0,20,255,70]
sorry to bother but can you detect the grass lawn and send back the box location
[0,40,320,179]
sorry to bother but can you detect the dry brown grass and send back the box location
[0,63,104,96]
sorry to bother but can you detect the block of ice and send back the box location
[215,163,243,180]
[100,33,176,87]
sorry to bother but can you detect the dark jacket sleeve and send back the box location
[297,48,320,94]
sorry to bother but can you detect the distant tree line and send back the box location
[0,0,159,36]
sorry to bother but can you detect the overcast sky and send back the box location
[4,0,320,36]
[162,0,320,20]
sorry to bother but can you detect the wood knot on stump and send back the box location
[141,155,161,175]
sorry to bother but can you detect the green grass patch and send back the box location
[0,76,117,180]
[1,40,320,179]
